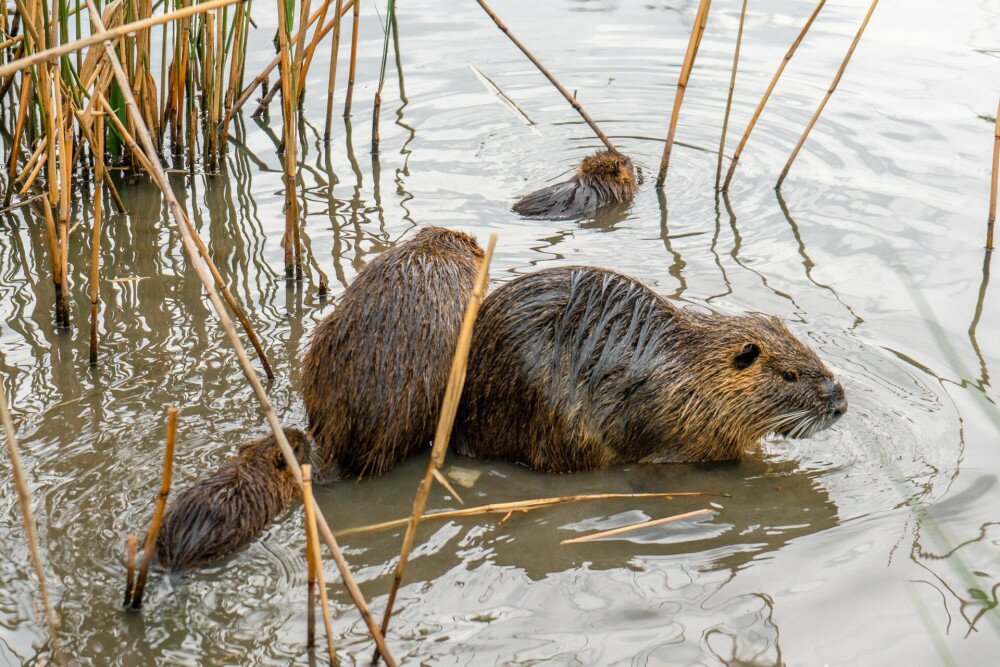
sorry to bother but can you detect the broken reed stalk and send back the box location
[475,0,615,152]
[336,491,726,537]
[721,0,827,191]
[0,0,245,78]
[123,534,139,608]
[989,98,1000,250]
[655,0,712,187]
[323,0,346,139]
[560,508,713,544]
[375,235,497,659]
[82,6,395,659]
[302,465,337,664]
[342,0,360,117]
[276,0,303,281]
[89,112,105,366]
[716,0,747,190]
[129,405,177,610]
[776,0,879,189]
[370,0,396,152]
[0,375,65,665]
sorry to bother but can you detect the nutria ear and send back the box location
[733,343,760,369]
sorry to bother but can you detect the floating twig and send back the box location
[561,508,713,544]
[776,0,879,188]
[303,465,337,664]
[717,0,747,190]
[655,0,712,187]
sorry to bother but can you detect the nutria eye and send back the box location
[782,370,798,382]
[733,343,760,369]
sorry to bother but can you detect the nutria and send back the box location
[512,150,639,219]
[453,266,847,471]
[155,428,310,572]
[301,226,484,479]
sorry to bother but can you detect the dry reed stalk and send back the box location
[776,0,879,188]
[297,0,337,100]
[123,533,138,607]
[129,405,177,610]
[716,0,747,190]
[337,491,725,537]
[89,112,105,366]
[370,0,396,152]
[39,197,70,328]
[322,0,346,138]
[0,372,65,665]
[303,465,337,664]
[341,0,360,118]
[721,0,826,191]
[83,4,395,658]
[560,508,713,544]
[306,510,317,648]
[5,69,33,203]
[19,152,47,195]
[474,0,615,152]
[16,143,46,183]
[0,0,245,77]
[655,0,712,187]
[375,235,497,657]
[989,98,1000,249]
[275,0,302,280]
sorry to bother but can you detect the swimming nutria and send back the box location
[512,150,639,219]
[155,428,310,572]
[301,226,484,479]
[453,267,847,471]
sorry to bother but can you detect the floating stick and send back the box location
[655,0,712,187]
[303,465,337,664]
[129,406,178,610]
[561,508,713,544]
[0,374,65,664]
[721,0,827,191]
[776,0,879,189]
[374,235,497,662]
[716,0,747,190]
[474,0,615,152]
[987,98,999,249]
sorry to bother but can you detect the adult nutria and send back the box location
[512,150,639,219]
[453,267,847,472]
[155,428,310,572]
[301,226,484,479]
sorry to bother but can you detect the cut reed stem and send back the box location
[303,465,337,664]
[123,533,138,607]
[655,0,712,187]
[129,405,177,610]
[561,508,713,544]
[474,0,615,152]
[342,0,360,117]
[989,98,1000,250]
[776,0,879,189]
[716,0,747,190]
[0,373,65,665]
[89,112,105,366]
[721,0,827,191]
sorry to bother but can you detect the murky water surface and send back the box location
[2,0,999,663]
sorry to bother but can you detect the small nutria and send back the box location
[301,226,484,479]
[512,150,639,219]
[453,267,847,472]
[155,428,310,572]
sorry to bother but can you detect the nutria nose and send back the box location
[827,380,848,419]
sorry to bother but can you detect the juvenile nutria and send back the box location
[453,267,847,472]
[512,150,638,219]
[301,226,484,479]
[155,428,310,572]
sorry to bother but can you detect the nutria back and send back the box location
[512,150,638,219]
[301,226,484,479]
[453,267,846,471]
[155,428,309,572]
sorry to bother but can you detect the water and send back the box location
[1,0,999,663]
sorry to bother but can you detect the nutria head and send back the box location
[577,150,638,203]
[410,226,485,261]
[236,427,311,472]
[686,312,847,450]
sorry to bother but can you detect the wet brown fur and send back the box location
[453,266,847,472]
[155,428,310,572]
[301,226,484,479]
[512,150,638,219]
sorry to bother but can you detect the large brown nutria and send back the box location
[155,428,310,572]
[453,267,847,472]
[512,150,639,219]
[301,226,484,479]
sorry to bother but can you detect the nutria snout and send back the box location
[155,428,310,572]
[453,266,846,470]
[512,150,638,219]
[301,226,484,479]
